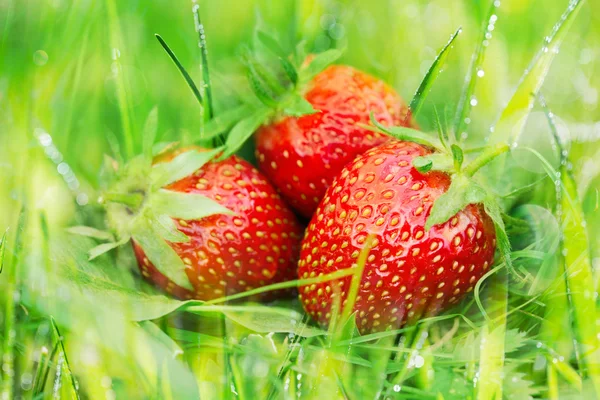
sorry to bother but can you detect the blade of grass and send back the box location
[454,0,501,142]
[106,0,135,159]
[538,93,600,397]
[547,363,560,400]
[488,0,584,145]
[50,317,81,399]
[36,342,60,398]
[336,235,373,337]
[63,24,91,150]
[32,345,51,395]
[1,206,27,400]
[0,228,7,274]
[203,266,357,305]
[406,27,461,122]
[475,269,508,400]
[385,324,430,397]
[155,34,203,107]
[192,2,213,121]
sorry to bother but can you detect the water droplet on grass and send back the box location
[33,50,48,66]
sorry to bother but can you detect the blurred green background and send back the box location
[1,0,599,398]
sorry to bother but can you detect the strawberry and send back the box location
[298,140,502,333]
[73,144,303,301]
[131,148,303,300]
[255,65,413,217]
[72,31,307,302]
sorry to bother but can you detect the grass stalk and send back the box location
[475,269,508,400]
[106,0,135,159]
[1,207,27,399]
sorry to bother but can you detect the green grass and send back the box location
[1,0,600,399]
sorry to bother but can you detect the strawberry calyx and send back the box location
[70,148,233,291]
[70,14,236,291]
[370,111,513,270]
[198,33,344,160]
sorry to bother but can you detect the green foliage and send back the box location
[409,27,461,119]
[1,0,599,398]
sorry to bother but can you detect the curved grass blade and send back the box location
[488,0,584,145]
[0,228,7,274]
[475,270,508,400]
[192,3,213,121]
[204,267,358,305]
[53,235,188,322]
[50,317,81,400]
[155,34,203,106]
[407,27,461,121]
[454,0,501,142]
[538,94,600,397]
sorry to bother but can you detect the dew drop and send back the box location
[33,50,48,66]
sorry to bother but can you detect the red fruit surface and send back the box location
[255,65,413,218]
[132,152,303,300]
[298,141,496,333]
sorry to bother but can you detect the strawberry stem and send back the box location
[463,143,510,177]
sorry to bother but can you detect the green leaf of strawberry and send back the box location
[67,226,114,241]
[150,189,233,220]
[257,30,298,85]
[281,95,317,117]
[299,48,343,83]
[202,105,255,140]
[483,196,512,271]
[425,175,487,230]
[221,109,272,160]
[88,236,130,260]
[151,148,222,189]
[150,213,189,243]
[132,219,194,291]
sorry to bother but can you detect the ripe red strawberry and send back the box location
[255,65,413,218]
[130,149,303,300]
[298,140,496,333]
